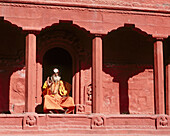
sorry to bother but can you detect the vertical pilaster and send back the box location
[25,33,36,112]
[79,61,84,105]
[92,35,103,113]
[154,38,165,114]
[166,62,170,115]
[75,61,80,105]
[36,63,42,104]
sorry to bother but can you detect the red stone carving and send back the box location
[23,113,38,130]
[91,115,106,129]
[76,104,85,114]
[160,116,168,127]
[156,115,170,129]
[86,85,92,106]
[94,116,104,126]
[26,115,37,126]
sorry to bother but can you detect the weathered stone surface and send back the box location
[102,72,119,114]
[128,69,154,114]
[9,68,25,113]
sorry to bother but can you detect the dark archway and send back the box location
[43,47,73,95]
[0,18,25,113]
[103,24,154,114]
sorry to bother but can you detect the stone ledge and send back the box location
[0,114,169,131]
[0,0,170,14]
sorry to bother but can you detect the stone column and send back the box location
[166,59,170,115]
[25,33,36,112]
[92,35,103,113]
[154,38,165,114]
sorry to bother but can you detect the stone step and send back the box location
[0,129,170,136]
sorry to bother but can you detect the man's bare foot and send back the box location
[49,110,54,114]
[64,109,69,114]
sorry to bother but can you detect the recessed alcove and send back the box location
[103,24,154,114]
[43,47,73,95]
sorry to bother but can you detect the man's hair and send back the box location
[53,68,59,73]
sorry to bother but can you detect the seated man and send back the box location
[42,68,75,114]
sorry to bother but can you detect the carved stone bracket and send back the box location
[156,115,170,129]
[23,113,38,130]
[76,104,86,114]
[91,114,106,129]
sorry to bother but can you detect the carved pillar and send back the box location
[166,59,170,115]
[25,33,36,112]
[92,35,103,113]
[154,38,165,114]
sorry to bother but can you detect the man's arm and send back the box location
[59,80,68,96]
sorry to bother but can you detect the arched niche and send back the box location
[36,22,93,114]
[43,47,73,89]
[102,24,155,114]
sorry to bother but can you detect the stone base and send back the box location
[0,114,170,135]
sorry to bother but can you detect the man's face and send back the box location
[52,73,60,82]
[54,73,59,76]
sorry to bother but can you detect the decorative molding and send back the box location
[91,114,106,129]
[85,84,92,106]
[23,113,38,130]
[0,1,170,17]
[156,115,170,129]
[76,104,85,114]
[0,0,170,12]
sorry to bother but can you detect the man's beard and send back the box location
[52,75,61,82]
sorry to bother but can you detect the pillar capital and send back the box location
[24,30,40,36]
[153,34,168,42]
[154,37,164,42]
[92,33,106,39]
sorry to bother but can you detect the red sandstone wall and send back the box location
[80,60,92,114]
[128,69,154,114]
[102,72,119,114]
[9,68,25,113]
[102,66,154,114]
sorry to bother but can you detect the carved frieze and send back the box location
[1,0,170,12]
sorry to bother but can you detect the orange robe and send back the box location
[43,80,75,113]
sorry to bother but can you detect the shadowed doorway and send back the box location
[43,47,73,95]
